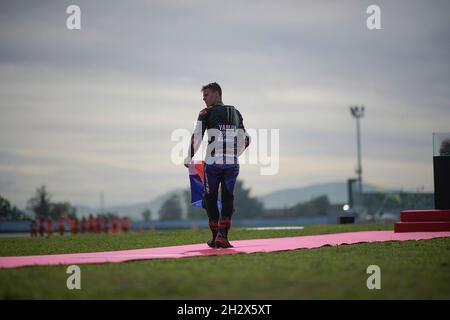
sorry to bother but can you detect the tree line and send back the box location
[1,180,265,222]
[0,185,77,221]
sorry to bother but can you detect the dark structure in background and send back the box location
[434,156,450,209]
[338,178,357,224]
[433,134,450,209]
[347,178,357,209]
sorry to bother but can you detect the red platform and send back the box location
[395,209,450,233]
[400,209,450,222]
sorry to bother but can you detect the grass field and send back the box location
[1,223,450,299]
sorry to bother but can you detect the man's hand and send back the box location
[184,156,192,168]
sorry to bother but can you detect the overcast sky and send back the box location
[1,0,449,209]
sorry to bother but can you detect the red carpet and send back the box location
[1,230,450,269]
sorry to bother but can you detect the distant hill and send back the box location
[257,181,383,209]
[73,181,393,220]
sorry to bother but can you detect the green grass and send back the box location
[1,223,449,299]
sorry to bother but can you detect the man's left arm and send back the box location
[184,108,208,167]
[237,110,250,157]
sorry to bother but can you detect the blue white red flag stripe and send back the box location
[188,161,221,209]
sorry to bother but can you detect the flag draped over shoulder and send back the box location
[188,161,221,209]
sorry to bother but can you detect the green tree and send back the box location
[27,185,52,219]
[142,208,152,221]
[159,194,182,220]
[234,180,264,218]
[0,195,30,221]
[0,195,12,220]
[50,202,77,220]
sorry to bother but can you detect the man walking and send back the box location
[185,82,250,248]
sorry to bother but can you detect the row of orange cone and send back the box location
[29,215,131,237]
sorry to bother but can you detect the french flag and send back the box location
[188,161,221,209]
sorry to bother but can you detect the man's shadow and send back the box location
[183,243,268,256]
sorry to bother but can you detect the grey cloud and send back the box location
[0,150,186,207]
[1,0,449,206]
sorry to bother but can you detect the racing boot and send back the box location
[215,217,233,248]
[207,219,219,248]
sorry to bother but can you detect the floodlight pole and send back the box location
[350,106,365,199]
[100,191,104,215]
